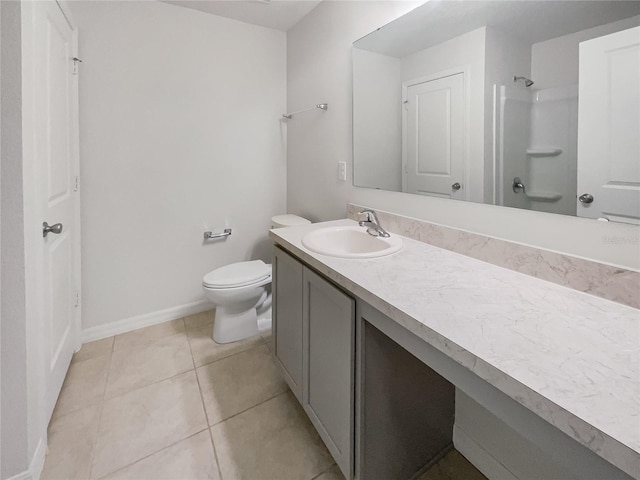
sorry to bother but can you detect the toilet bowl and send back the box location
[203,260,272,343]
[202,214,310,344]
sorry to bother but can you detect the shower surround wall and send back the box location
[72,1,287,339]
[527,85,578,216]
[496,84,578,216]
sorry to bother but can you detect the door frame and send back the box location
[401,65,471,200]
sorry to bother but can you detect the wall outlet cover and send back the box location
[338,161,347,181]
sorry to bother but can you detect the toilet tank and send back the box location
[271,214,311,229]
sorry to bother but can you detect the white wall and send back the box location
[531,15,640,90]
[352,48,402,191]
[71,1,287,335]
[401,27,486,203]
[287,0,640,270]
[0,2,30,478]
[287,0,422,223]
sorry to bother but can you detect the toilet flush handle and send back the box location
[204,229,232,240]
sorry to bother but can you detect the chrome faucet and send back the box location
[358,209,391,238]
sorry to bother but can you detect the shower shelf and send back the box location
[525,191,562,202]
[526,148,563,157]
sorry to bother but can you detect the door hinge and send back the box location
[74,291,80,307]
[72,57,82,76]
[74,176,80,192]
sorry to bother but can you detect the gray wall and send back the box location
[0,1,29,477]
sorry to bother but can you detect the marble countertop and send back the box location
[269,219,640,478]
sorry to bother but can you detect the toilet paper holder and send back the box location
[204,228,232,240]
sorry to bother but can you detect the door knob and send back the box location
[452,182,461,191]
[578,193,594,204]
[512,177,525,193]
[43,222,63,237]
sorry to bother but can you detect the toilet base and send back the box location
[212,290,272,344]
[213,306,260,344]
[213,306,272,343]
[257,308,272,334]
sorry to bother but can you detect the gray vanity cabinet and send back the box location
[272,246,304,401]
[272,247,355,479]
[302,267,355,479]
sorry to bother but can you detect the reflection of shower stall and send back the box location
[494,84,578,215]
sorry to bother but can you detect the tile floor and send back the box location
[42,311,484,480]
[418,450,486,480]
[42,311,336,480]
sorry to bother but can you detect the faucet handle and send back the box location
[358,209,377,223]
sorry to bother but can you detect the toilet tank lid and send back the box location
[272,214,311,228]
[203,260,270,288]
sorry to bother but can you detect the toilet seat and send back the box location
[203,260,271,289]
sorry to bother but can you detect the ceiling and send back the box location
[161,0,323,31]
[355,0,640,57]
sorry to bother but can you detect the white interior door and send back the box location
[577,26,640,224]
[28,0,81,420]
[403,72,465,198]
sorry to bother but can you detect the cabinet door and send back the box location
[272,247,304,401]
[303,268,355,479]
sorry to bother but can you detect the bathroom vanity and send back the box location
[269,219,639,480]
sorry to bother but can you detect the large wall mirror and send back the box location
[353,1,640,224]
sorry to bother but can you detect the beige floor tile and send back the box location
[417,449,487,480]
[99,431,220,480]
[184,310,215,332]
[313,464,344,480]
[41,405,102,480]
[188,324,263,368]
[260,328,272,339]
[53,354,111,418]
[105,333,194,399]
[196,344,287,425]
[262,333,274,352]
[91,371,207,479]
[113,319,185,351]
[73,337,114,363]
[211,392,334,480]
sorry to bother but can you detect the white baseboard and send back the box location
[453,424,518,480]
[81,300,211,343]
[7,435,47,480]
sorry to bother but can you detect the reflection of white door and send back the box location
[25,0,81,420]
[577,26,640,224]
[403,72,465,198]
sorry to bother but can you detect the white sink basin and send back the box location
[301,226,403,258]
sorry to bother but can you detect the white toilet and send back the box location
[202,214,310,344]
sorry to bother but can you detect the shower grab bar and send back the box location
[204,228,232,240]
